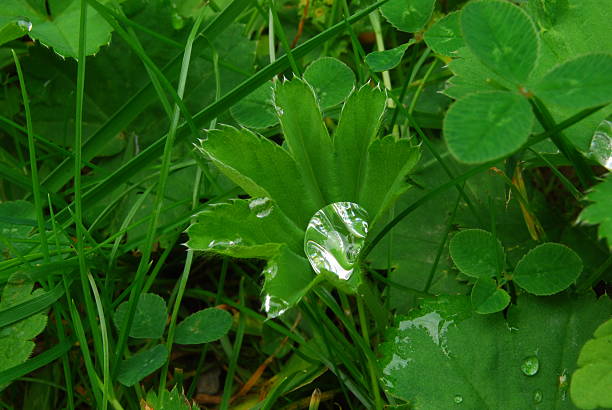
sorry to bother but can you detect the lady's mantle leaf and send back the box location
[578,173,612,246]
[570,317,612,409]
[380,294,612,408]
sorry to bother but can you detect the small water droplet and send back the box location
[521,356,540,376]
[533,389,543,403]
[304,202,368,286]
[170,12,184,30]
[248,197,273,218]
[262,293,289,318]
[17,18,32,32]
[208,238,242,250]
[589,118,612,170]
[558,368,569,400]
[454,395,463,404]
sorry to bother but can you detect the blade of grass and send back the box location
[220,278,246,410]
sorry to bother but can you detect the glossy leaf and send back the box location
[532,54,612,111]
[117,344,168,387]
[570,317,612,409]
[471,278,510,314]
[380,294,612,408]
[513,243,582,295]
[197,125,321,227]
[461,0,539,84]
[0,0,113,58]
[187,198,303,257]
[174,308,232,345]
[381,0,436,33]
[578,173,612,246]
[424,11,463,56]
[230,81,278,129]
[303,57,355,109]
[444,91,534,163]
[449,229,504,279]
[114,293,167,339]
[365,42,413,72]
[333,85,387,202]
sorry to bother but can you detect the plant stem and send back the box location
[357,297,383,410]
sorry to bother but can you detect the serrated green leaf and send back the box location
[578,173,612,246]
[187,198,303,257]
[174,308,232,345]
[380,294,612,408]
[0,0,113,58]
[198,125,321,227]
[461,0,539,84]
[444,91,534,164]
[513,243,582,295]
[333,85,387,202]
[230,81,278,129]
[365,42,413,72]
[358,136,421,225]
[114,293,167,339]
[380,0,436,33]
[532,54,612,111]
[424,11,463,56]
[303,57,355,109]
[471,278,510,314]
[449,229,505,279]
[117,344,168,387]
[570,317,612,409]
[143,385,196,409]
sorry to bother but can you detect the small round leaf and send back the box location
[449,229,505,278]
[513,243,582,295]
[174,308,232,345]
[303,57,355,109]
[424,11,463,56]
[471,278,510,314]
[117,344,168,387]
[381,0,436,33]
[114,293,167,339]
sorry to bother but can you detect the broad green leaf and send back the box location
[304,202,368,294]
[174,308,232,345]
[0,0,113,58]
[471,278,510,314]
[230,82,278,129]
[0,18,32,46]
[570,317,612,409]
[589,118,612,170]
[333,85,387,202]
[365,42,414,72]
[532,54,612,111]
[117,344,168,387]
[358,136,421,225]
[444,91,534,163]
[424,11,463,56]
[449,229,504,279]
[380,294,612,408]
[513,243,582,295]
[197,125,321,227]
[578,173,612,246]
[274,78,335,204]
[461,0,539,84]
[114,293,167,339]
[381,0,436,33]
[261,246,316,318]
[303,57,355,109]
[0,272,47,390]
[187,198,303,257]
[527,0,569,29]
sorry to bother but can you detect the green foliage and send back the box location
[142,385,196,409]
[424,12,463,56]
[380,0,435,33]
[0,273,47,389]
[365,42,414,72]
[303,57,355,109]
[0,19,32,47]
[380,294,612,408]
[449,229,504,279]
[578,173,612,247]
[570,317,612,409]
[174,308,232,345]
[230,82,277,129]
[114,293,167,339]
[117,344,168,387]
[470,278,510,314]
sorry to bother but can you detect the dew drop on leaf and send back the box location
[454,395,463,404]
[304,202,368,281]
[17,18,32,32]
[533,389,543,403]
[589,118,612,170]
[521,355,540,376]
[558,368,569,400]
[262,293,289,318]
[248,197,273,218]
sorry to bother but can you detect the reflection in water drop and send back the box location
[589,119,612,170]
[521,356,540,376]
[304,202,368,282]
[398,311,454,353]
[17,18,32,32]
[454,395,463,404]
[533,389,543,403]
[382,353,411,375]
[248,197,273,218]
[262,293,289,318]
[208,238,242,250]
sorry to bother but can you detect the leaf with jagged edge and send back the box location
[0,0,114,58]
[578,173,612,247]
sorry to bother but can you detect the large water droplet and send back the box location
[521,356,540,376]
[208,238,242,250]
[304,202,368,287]
[533,389,543,403]
[589,118,612,170]
[454,395,463,404]
[17,18,32,32]
[262,293,289,318]
[248,197,273,218]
